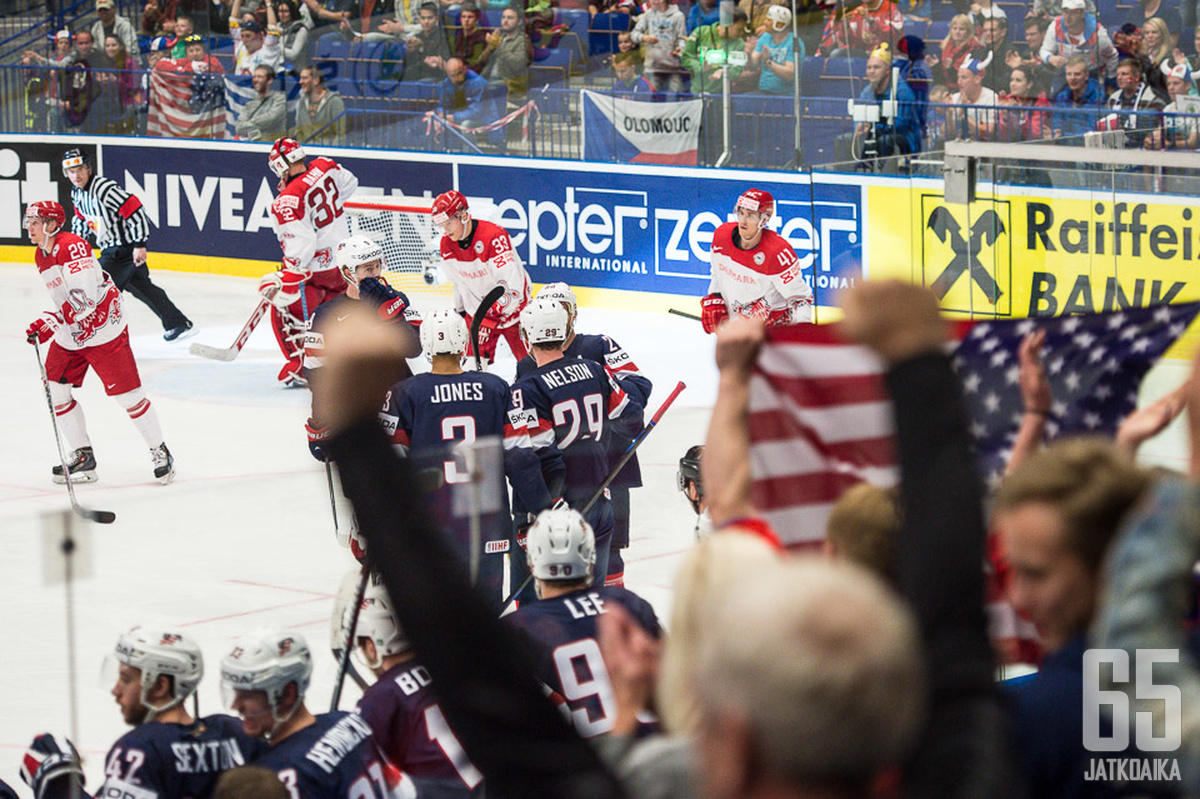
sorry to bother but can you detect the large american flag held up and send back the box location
[748,301,1200,550]
[146,68,227,139]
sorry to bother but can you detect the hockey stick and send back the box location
[669,308,701,321]
[330,564,370,710]
[189,299,270,362]
[471,286,506,372]
[32,340,116,525]
[325,461,340,533]
[499,380,687,612]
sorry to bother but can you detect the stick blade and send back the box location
[79,507,116,524]
[189,342,238,361]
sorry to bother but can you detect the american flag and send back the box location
[146,68,227,139]
[748,302,1200,549]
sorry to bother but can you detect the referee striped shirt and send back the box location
[70,174,151,249]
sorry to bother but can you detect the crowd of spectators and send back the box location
[10,0,1200,156]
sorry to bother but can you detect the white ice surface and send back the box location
[0,263,716,792]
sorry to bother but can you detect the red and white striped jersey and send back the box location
[439,220,531,328]
[36,231,125,350]
[708,223,814,325]
[270,157,359,274]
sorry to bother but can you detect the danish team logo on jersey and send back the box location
[475,240,485,254]
[753,252,765,265]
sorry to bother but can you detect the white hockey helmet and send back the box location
[420,308,469,359]
[519,296,571,348]
[526,507,595,583]
[335,235,385,286]
[536,282,578,321]
[102,626,203,721]
[765,4,791,31]
[220,629,312,723]
[268,137,306,179]
[354,578,411,670]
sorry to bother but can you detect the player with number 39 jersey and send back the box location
[701,188,814,334]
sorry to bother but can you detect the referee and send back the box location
[62,149,194,341]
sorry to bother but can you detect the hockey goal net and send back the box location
[345,198,450,300]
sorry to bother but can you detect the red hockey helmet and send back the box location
[24,200,66,231]
[735,189,774,227]
[268,137,306,179]
[431,190,468,225]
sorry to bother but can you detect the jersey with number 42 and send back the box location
[253,711,396,799]
[357,661,483,797]
[707,223,814,325]
[36,231,125,350]
[504,586,661,738]
[269,157,359,275]
[95,714,266,799]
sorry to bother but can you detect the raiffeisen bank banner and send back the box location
[0,136,867,309]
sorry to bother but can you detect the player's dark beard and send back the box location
[127,702,149,726]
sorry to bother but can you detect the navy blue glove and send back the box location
[20,734,84,799]
[306,417,328,462]
[358,277,401,306]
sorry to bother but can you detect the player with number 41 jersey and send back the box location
[701,188,814,334]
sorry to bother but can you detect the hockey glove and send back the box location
[305,417,329,462]
[358,278,410,323]
[476,315,498,348]
[259,270,306,310]
[26,312,62,345]
[700,293,728,334]
[766,307,793,328]
[20,734,84,799]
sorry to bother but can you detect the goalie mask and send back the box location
[535,282,578,323]
[526,507,596,584]
[420,309,469,360]
[354,578,411,671]
[335,235,385,286]
[520,296,571,348]
[101,626,203,722]
[268,137,306,179]
[220,629,312,731]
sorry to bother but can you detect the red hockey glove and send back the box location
[26,312,62,344]
[700,293,728,334]
[476,315,498,348]
[305,417,329,462]
[766,307,793,327]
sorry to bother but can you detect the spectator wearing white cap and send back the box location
[91,0,142,66]
[1040,0,1119,79]
[23,29,77,67]
[950,56,1000,140]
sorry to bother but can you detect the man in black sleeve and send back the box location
[63,148,194,341]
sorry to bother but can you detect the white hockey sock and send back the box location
[113,388,163,449]
[48,382,91,451]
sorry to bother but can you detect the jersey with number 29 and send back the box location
[269,157,359,274]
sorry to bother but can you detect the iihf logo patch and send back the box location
[484,540,509,554]
[754,252,765,265]
[160,633,181,645]
[474,241,484,254]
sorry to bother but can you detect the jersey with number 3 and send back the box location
[504,586,660,738]
[439,220,531,327]
[510,357,642,507]
[96,714,266,799]
[270,157,359,274]
[253,711,395,799]
[707,223,814,324]
[36,231,125,350]
[357,661,483,797]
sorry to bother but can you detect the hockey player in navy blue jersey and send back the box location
[20,627,266,799]
[221,629,412,799]
[381,309,557,609]
[503,508,660,739]
[515,282,651,588]
[304,236,421,465]
[354,577,484,798]
[510,297,645,587]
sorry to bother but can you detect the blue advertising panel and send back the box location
[457,163,865,302]
[99,143,453,262]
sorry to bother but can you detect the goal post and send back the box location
[344,197,450,299]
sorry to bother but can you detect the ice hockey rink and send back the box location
[2,259,1195,793]
[0,262,719,791]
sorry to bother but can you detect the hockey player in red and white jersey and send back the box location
[23,200,175,485]
[432,190,531,365]
[260,137,359,386]
[701,188,814,334]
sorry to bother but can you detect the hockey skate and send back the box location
[52,447,97,484]
[151,443,175,485]
[163,320,194,342]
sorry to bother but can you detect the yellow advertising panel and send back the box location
[867,183,1200,356]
